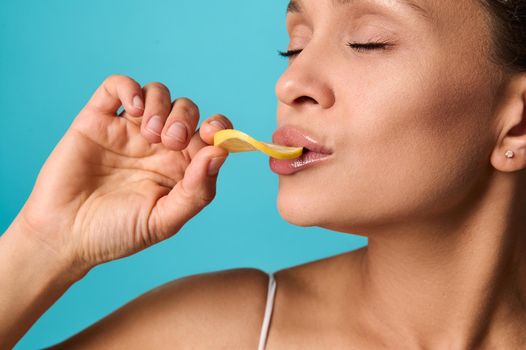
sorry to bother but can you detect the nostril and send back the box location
[294,96,318,104]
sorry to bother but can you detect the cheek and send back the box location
[332,59,496,225]
[275,39,498,231]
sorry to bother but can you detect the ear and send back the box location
[491,73,526,173]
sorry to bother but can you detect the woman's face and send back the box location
[274,0,508,233]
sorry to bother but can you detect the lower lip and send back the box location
[269,150,333,175]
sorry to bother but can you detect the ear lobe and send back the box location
[490,74,526,173]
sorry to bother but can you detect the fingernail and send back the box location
[209,119,227,130]
[166,122,187,143]
[133,95,144,110]
[208,157,227,176]
[146,115,163,135]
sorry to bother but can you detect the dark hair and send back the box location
[479,0,526,73]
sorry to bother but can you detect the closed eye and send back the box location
[347,41,391,52]
[277,48,303,58]
[278,41,392,59]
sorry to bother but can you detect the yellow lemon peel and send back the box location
[213,129,304,160]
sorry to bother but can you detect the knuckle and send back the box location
[195,190,215,206]
[145,81,170,93]
[105,73,123,84]
[144,83,172,113]
[178,183,214,208]
[104,73,121,84]
[213,114,233,128]
[173,97,199,117]
[146,98,171,115]
[106,74,139,90]
[175,97,196,107]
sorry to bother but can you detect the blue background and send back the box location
[0,1,367,348]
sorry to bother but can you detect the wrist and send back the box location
[0,219,89,348]
[4,217,90,284]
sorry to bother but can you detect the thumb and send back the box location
[148,146,229,240]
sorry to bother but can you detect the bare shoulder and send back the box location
[274,247,366,291]
[49,268,270,349]
[265,248,367,348]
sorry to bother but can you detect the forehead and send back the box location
[285,0,489,32]
[287,0,432,19]
[283,0,495,68]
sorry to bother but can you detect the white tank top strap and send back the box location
[257,272,277,350]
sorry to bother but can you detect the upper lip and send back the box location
[272,125,333,155]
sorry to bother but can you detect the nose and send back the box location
[275,50,335,110]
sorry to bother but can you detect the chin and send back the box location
[275,180,410,236]
[276,188,321,227]
[277,206,319,228]
[275,183,349,229]
[276,193,371,235]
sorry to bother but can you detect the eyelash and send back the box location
[278,41,391,58]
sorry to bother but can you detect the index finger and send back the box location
[84,74,145,117]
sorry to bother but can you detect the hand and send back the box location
[13,75,232,274]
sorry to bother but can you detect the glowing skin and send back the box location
[2,1,526,349]
[270,0,526,348]
[276,0,503,229]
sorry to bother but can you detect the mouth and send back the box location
[271,125,333,156]
[269,125,333,175]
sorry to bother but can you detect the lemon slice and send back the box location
[213,129,304,160]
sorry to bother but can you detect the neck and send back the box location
[355,171,526,349]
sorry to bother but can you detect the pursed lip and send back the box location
[272,125,333,155]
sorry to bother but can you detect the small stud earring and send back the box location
[505,150,515,159]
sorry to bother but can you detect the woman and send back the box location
[2,0,526,348]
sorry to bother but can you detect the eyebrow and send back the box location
[287,0,430,20]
